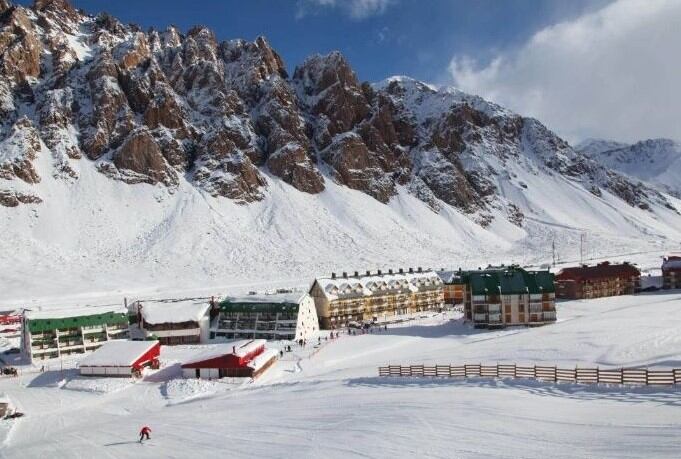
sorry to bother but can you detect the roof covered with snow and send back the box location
[556,261,640,281]
[663,257,681,271]
[222,292,307,305]
[25,304,127,320]
[314,270,442,301]
[136,300,211,324]
[180,339,266,366]
[79,340,159,367]
[219,292,308,313]
[247,348,278,371]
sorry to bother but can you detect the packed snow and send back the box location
[0,292,680,458]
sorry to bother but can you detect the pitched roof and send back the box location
[25,305,128,333]
[219,292,307,313]
[556,262,640,282]
[180,340,266,366]
[135,300,211,325]
[662,256,681,271]
[79,340,159,367]
[464,266,555,295]
[314,270,442,301]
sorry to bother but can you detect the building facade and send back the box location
[22,307,129,362]
[309,268,444,329]
[211,293,318,342]
[662,256,681,290]
[451,266,556,328]
[129,299,211,345]
[181,340,277,379]
[555,261,641,299]
[79,340,160,377]
[437,271,466,305]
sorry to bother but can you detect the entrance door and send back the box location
[195,369,200,378]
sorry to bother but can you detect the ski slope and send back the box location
[2,140,681,310]
[1,292,680,458]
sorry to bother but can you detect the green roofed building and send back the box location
[22,306,129,362]
[450,265,556,329]
[211,292,318,342]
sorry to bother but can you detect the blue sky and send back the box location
[23,0,604,84]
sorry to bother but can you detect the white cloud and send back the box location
[448,0,681,143]
[297,0,394,20]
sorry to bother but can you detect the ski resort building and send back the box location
[662,256,681,290]
[455,266,556,328]
[309,268,444,329]
[555,261,641,299]
[22,306,130,362]
[129,299,211,345]
[437,270,466,305]
[210,293,318,342]
[79,340,160,377]
[181,340,277,379]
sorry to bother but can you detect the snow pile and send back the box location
[163,377,243,403]
[61,377,132,394]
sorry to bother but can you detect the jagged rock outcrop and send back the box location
[110,129,176,186]
[0,0,673,222]
[0,117,42,184]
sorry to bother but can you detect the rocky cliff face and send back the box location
[0,0,674,224]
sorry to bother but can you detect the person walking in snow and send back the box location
[139,426,152,443]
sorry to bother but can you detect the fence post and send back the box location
[554,365,557,383]
[533,365,537,379]
[596,366,599,384]
[645,367,648,386]
[513,363,517,379]
[496,362,499,378]
[620,368,623,385]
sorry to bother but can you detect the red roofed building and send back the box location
[662,256,681,290]
[555,261,641,299]
[181,339,277,379]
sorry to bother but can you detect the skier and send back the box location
[139,426,152,443]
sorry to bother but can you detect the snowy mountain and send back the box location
[1,0,681,302]
[577,138,681,198]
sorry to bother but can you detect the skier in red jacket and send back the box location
[139,426,152,443]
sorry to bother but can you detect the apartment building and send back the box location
[309,268,444,329]
[22,306,129,362]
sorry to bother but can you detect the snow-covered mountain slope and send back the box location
[1,0,681,303]
[577,138,681,197]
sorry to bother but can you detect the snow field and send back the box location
[0,292,680,457]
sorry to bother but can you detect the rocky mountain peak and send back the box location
[0,3,674,229]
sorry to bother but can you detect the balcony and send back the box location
[488,313,502,323]
[488,305,502,314]
[543,311,557,321]
[473,313,487,322]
